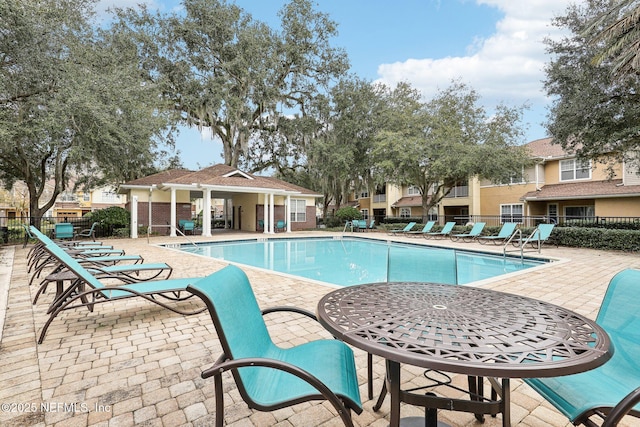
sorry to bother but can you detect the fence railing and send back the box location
[382,215,640,229]
[0,216,118,245]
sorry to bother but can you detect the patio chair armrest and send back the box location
[201,356,361,419]
[261,306,318,322]
[603,387,640,427]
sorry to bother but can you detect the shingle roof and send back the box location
[525,137,570,159]
[392,196,426,208]
[522,179,640,201]
[120,164,320,196]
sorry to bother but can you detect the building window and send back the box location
[560,159,591,181]
[83,193,91,202]
[360,209,369,220]
[59,192,77,202]
[565,206,595,220]
[399,208,411,218]
[500,204,523,223]
[500,169,525,185]
[407,186,421,195]
[290,199,306,222]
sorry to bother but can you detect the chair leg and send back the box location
[368,353,373,400]
[214,374,224,427]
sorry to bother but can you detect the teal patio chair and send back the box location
[187,265,362,426]
[424,221,456,239]
[367,219,376,231]
[29,227,205,343]
[450,222,486,242]
[524,269,640,426]
[352,219,367,232]
[387,221,417,236]
[275,220,287,232]
[54,222,74,239]
[405,221,436,238]
[477,222,518,245]
[76,222,98,241]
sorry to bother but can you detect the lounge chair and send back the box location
[524,269,640,426]
[275,220,287,232]
[405,221,436,237]
[30,228,205,343]
[182,220,196,235]
[367,219,376,231]
[512,223,555,249]
[75,222,98,241]
[424,221,456,239]
[186,265,362,426]
[387,221,417,236]
[449,222,486,242]
[352,219,367,232]
[477,222,518,245]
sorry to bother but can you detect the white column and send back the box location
[170,188,177,237]
[203,189,212,237]
[286,194,291,232]
[131,196,138,238]
[269,193,275,234]
[263,193,269,234]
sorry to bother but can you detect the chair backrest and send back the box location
[368,219,376,228]
[187,265,275,391]
[183,221,195,231]
[421,221,435,232]
[440,222,455,233]
[29,226,104,291]
[403,222,417,232]
[276,220,285,227]
[54,223,74,239]
[497,222,518,238]
[537,223,555,240]
[596,269,640,340]
[468,222,485,235]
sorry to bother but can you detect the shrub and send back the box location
[334,207,362,223]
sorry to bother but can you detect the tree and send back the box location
[585,0,640,78]
[113,0,349,169]
[373,81,529,221]
[545,0,640,169]
[0,0,172,223]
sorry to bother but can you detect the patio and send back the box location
[1,231,638,427]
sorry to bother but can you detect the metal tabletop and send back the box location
[317,282,611,378]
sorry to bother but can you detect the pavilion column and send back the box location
[263,193,269,234]
[269,193,275,234]
[286,194,291,232]
[170,188,177,237]
[202,189,212,237]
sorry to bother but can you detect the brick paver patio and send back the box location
[1,231,638,427]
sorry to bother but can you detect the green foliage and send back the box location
[545,1,640,170]
[334,207,361,222]
[554,227,640,251]
[86,207,130,228]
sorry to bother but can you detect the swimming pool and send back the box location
[174,237,548,286]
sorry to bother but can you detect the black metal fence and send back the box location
[0,216,121,246]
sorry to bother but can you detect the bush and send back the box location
[85,206,130,228]
[554,227,640,251]
[334,207,362,223]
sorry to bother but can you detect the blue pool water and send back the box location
[175,237,546,286]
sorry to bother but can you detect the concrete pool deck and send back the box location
[0,230,638,427]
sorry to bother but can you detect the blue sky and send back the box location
[98,0,582,170]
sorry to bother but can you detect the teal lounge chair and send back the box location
[352,219,367,232]
[450,222,486,242]
[405,221,436,237]
[187,265,362,426]
[275,220,287,232]
[524,269,640,426]
[30,227,205,343]
[512,223,555,249]
[367,219,376,231]
[477,222,518,245]
[424,221,456,239]
[387,221,417,236]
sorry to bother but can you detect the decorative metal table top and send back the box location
[317,282,611,378]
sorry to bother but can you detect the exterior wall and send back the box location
[234,193,260,231]
[480,183,537,216]
[544,158,622,185]
[128,202,192,232]
[595,198,640,217]
[624,161,640,185]
[255,195,317,231]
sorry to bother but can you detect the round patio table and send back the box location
[316,282,612,427]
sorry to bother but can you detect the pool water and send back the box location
[176,237,546,286]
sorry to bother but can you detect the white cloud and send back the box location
[376,0,583,108]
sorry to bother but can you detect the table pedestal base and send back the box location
[394,416,450,427]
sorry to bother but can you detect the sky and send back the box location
[97,0,583,170]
